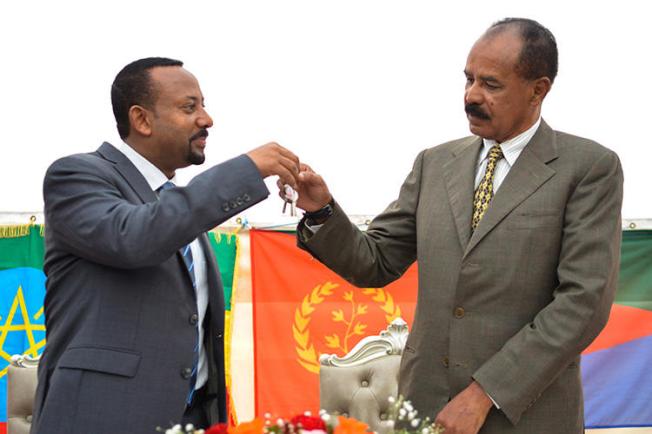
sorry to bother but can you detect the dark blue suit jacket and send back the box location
[32,143,269,434]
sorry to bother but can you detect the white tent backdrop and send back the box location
[0,0,650,223]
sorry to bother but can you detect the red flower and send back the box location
[206,423,229,434]
[290,415,327,431]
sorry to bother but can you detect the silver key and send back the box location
[290,194,297,217]
[282,185,297,216]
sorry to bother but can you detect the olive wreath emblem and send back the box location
[293,281,402,373]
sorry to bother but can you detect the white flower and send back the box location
[403,402,414,412]
[319,409,327,416]
[321,414,331,422]
[264,413,272,419]
[277,418,285,427]
[411,419,420,427]
[172,425,182,431]
[388,396,396,404]
[409,411,418,420]
[399,408,407,417]
[185,424,195,432]
[422,428,430,434]
[304,411,312,416]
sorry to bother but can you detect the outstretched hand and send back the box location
[246,142,300,189]
[277,163,332,212]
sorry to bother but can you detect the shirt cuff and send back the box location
[486,392,501,409]
[304,222,324,233]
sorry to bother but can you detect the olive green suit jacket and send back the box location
[298,121,623,433]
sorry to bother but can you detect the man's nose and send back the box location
[465,81,483,105]
[198,107,214,128]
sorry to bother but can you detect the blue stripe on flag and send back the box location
[583,333,652,428]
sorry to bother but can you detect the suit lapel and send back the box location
[463,120,559,257]
[96,142,158,204]
[443,137,482,250]
[97,142,199,289]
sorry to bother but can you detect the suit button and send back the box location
[222,203,230,212]
[442,357,449,368]
[189,314,199,325]
[243,194,251,202]
[230,200,238,209]
[236,196,244,205]
[454,307,465,319]
[181,367,192,379]
[216,333,223,339]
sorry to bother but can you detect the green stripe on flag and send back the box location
[615,230,652,311]
[0,225,44,270]
[208,231,239,311]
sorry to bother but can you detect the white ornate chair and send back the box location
[319,318,408,434]
[7,354,40,434]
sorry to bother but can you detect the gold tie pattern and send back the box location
[471,144,504,231]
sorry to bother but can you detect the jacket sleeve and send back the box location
[473,149,624,425]
[43,154,269,269]
[297,150,425,288]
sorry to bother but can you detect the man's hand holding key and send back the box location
[246,142,301,190]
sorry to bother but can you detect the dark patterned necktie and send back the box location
[471,145,504,231]
[158,181,199,404]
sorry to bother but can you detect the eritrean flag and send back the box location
[582,230,652,429]
[0,224,46,434]
[251,229,652,430]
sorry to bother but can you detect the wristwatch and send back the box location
[304,200,334,225]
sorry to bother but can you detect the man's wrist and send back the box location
[471,381,498,410]
[304,200,334,225]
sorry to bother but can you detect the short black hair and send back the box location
[111,57,183,139]
[488,18,558,84]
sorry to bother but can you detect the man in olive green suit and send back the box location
[290,18,623,434]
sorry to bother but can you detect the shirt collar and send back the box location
[479,117,542,167]
[117,142,177,191]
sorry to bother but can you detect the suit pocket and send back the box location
[505,211,561,229]
[58,346,141,377]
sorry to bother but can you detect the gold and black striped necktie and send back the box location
[471,144,504,231]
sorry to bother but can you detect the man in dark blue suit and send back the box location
[33,57,300,433]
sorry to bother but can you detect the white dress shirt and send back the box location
[474,117,542,192]
[118,142,209,390]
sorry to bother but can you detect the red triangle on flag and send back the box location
[583,304,652,355]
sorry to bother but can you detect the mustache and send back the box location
[465,103,490,120]
[189,129,209,142]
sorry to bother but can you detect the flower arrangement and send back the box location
[159,396,443,434]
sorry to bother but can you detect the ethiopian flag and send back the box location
[0,224,46,434]
[0,226,241,432]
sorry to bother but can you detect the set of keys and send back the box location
[282,184,298,217]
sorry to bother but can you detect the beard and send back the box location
[187,129,208,165]
[188,148,205,165]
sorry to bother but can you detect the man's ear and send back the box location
[128,105,153,137]
[531,77,552,105]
